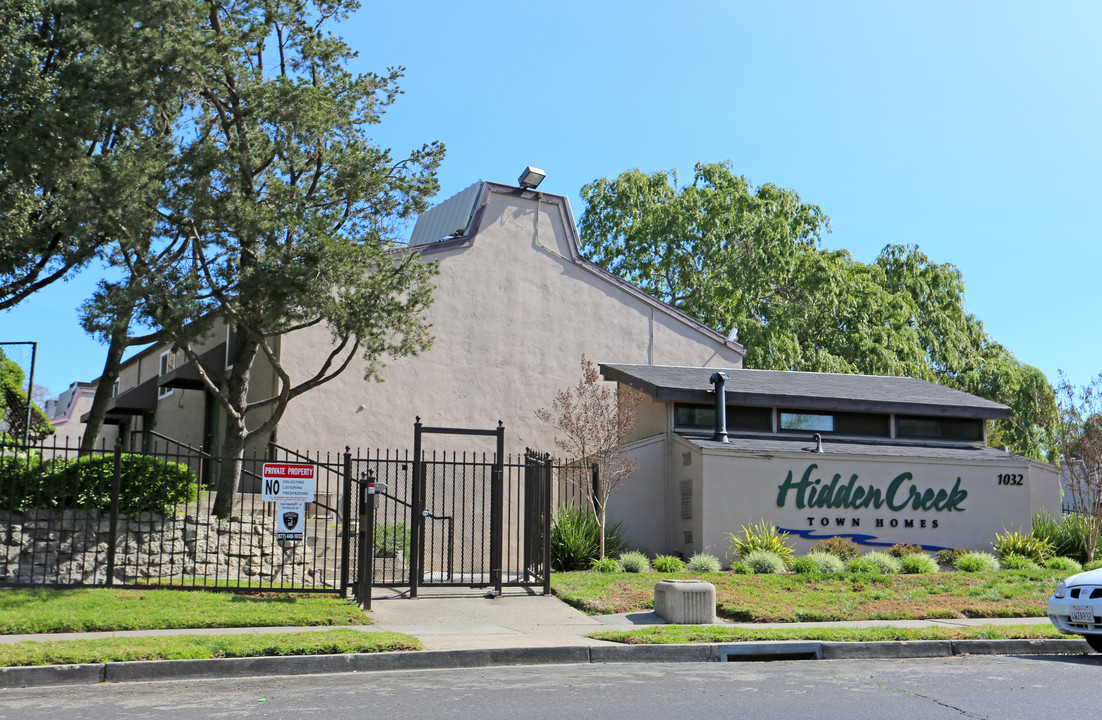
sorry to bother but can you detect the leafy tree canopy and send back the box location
[0,0,196,310]
[135,0,445,516]
[579,162,1055,459]
[0,348,52,446]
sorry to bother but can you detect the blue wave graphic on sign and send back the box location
[778,527,949,552]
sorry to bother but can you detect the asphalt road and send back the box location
[2,655,1098,719]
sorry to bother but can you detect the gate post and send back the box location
[542,452,552,596]
[356,469,375,610]
[410,418,423,599]
[340,448,352,599]
[105,438,122,586]
[490,421,504,596]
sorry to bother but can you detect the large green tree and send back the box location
[146,0,444,517]
[0,0,194,310]
[579,162,1055,459]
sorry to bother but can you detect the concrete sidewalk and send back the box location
[0,585,1089,689]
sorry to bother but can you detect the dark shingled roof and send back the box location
[600,364,1011,420]
[682,433,1022,461]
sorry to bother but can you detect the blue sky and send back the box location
[4,1,1100,397]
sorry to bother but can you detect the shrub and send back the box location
[618,550,650,573]
[810,536,860,560]
[792,552,845,575]
[744,549,785,574]
[899,552,938,574]
[1031,510,1088,564]
[887,543,923,558]
[1085,559,1102,572]
[373,523,411,557]
[652,554,685,573]
[590,556,621,573]
[845,556,880,574]
[864,551,902,574]
[953,552,1001,573]
[1045,556,1083,574]
[728,520,795,564]
[685,552,722,573]
[934,548,967,567]
[992,529,1052,563]
[728,561,752,575]
[550,505,627,571]
[1,454,198,514]
[1000,553,1040,571]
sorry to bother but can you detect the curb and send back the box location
[1,638,1093,689]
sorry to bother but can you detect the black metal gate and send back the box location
[350,420,551,608]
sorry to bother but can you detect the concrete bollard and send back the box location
[653,579,716,624]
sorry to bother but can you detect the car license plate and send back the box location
[1071,606,1094,623]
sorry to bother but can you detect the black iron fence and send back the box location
[0,437,585,598]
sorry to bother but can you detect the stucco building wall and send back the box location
[275,185,743,454]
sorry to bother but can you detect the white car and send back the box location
[1048,567,1102,652]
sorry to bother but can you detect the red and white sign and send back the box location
[261,463,316,502]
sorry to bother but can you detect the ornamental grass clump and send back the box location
[1031,510,1089,564]
[728,561,752,575]
[791,552,845,575]
[953,552,1001,573]
[652,554,685,573]
[550,505,627,571]
[863,551,902,574]
[685,552,722,573]
[1044,556,1083,574]
[991,529,1052,564]
[899,552,939,575]
[590,556,621,573]
[728,520,795,565]
[618,550,650,573]
[845,556,880,574]
[744,549,785,574]
[1000,553,1040,571]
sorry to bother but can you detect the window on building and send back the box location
[896,415,983,441]
[158,350,175,399]
[779,411,890,436]
[225,324,238,370]
[674,404,771,432]
[111,380,119,398]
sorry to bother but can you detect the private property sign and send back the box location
[261,463,316,502]
[262,463,316,541]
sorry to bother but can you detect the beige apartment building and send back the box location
[50,179,745,457]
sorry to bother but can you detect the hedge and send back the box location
[0,454,199,514]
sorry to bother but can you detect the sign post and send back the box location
[262,462,316,541]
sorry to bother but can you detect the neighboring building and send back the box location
[44,382,95,447]
[67,179,746,456]
[600,363,1063,558]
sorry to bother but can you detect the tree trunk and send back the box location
[80,309,133,456]
[212,429,245,519]
[598,506,608,559]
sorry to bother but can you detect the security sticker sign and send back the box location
[276,500,305,541]
[262,463,316,502]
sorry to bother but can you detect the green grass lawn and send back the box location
[588,624,1065,645]
[552,568,1063,622]
[0,629,420,667]
[0,587,370,634]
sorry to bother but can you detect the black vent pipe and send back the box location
[709,372,729,443]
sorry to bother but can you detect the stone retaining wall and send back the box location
[0,509,328,587]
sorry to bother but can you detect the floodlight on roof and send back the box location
[518,166,546,189]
